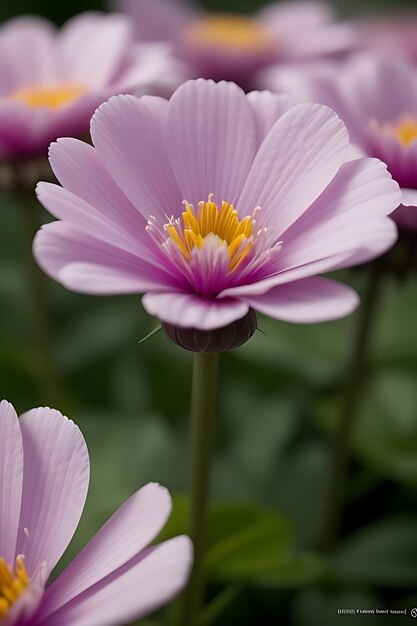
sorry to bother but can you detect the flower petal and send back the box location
[142,291,249,330]
[0,400,23,564]
[15,408,89,576]
[222,158,399,299]
[48,138,145,238]
[91,94,182,219]
[245,277,359,323]
[237,103,348,236]
[38,483,173,620]
[0,16,56,87]
[247,90,295,142]
[115,0,195,43]
[58,12,133,89]
[34,222,180,295]
[166,79,258,207]
[40,537,193,626]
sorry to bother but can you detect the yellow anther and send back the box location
[10,84,86,109]
[0,556,30,620]
[166,198,254,271]
[184,14,275,52]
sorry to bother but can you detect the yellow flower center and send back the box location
[0,556,30,620]
[184,14,274,52]
[166,197,255,271]
[10,84,87,109]
[373,115,417,147]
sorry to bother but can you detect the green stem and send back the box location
[19,190,60,405]
[318,263,383,553]
[177,351,219,626]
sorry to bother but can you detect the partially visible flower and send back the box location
[261,54,417,231]
[360,13,417,63]
[0,400,192,626]
[34,80,400,341]
[116,0,357,87]
[0,12,185,161]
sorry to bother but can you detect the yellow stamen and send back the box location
[184,14,274,52]
[0,556,30,620]
[167,198,254,271]
[375,115,417,147]
[10,84,86,109]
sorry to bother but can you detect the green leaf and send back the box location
[160,498,325,587]
[316,370,417,484]
[335,518,417,587]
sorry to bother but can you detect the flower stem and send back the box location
[318,262,383,553]
[178,351,219,626]
[19,189,60,405]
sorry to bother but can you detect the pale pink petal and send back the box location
[15,408,89,577]
[142,291,249,330]
[401,188,417,207]
[166,79,258,207]
[47,139,143,233]
[258,2,356,58]
[245,277,359,323]
[0,16,57,86]
[58,13,133,89]
[257,2,334,32]
[39,537,193,626]
[247,90,295,142]
[115,0,195,42]
[91,94,182,219]
[34,222,180,295]
[222,158,399,298]
[36,182,151,259]
[237,103,348,235]
[38,483,172,621]
[0,400,23,564]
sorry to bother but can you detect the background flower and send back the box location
[34,79,399,332]
[0,399,192,626]
[360,13,417,63]
[0,12,185,160]
[115,0,357,87]
[260,54,417,231]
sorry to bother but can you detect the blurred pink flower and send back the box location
[34,80,400,331]
[360,13,417,63]
[116,0,357,87]
[0,12,185,160]
[261,55,417,231]
[0,400,192,626]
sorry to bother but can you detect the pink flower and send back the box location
[261,55,417,231]
[0,400,192,626]
[116,0,357,87]
[0,12,185,160]
[34,79,400,333]
[360,13,417,63]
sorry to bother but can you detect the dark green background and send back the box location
[0,0,416,24]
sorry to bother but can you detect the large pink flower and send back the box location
[261,55,417,231]
[0,12,185,160]
[34,80,400,332]
[116,0,357,86]
[0,400,192,626]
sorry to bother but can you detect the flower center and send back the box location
[373,115,417,146]
[184,14,274,52]
[0,556,29,620]
[10,84,87,109]
[165,197,255,271]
